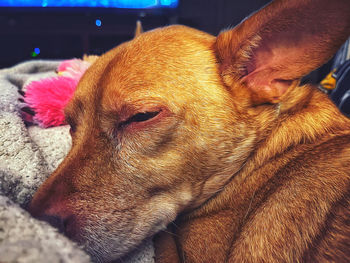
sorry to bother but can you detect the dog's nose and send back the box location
[36,213,76,237]
[28,196,76,237]
[28,175,79,237]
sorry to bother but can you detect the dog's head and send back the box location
[29,0,350,261]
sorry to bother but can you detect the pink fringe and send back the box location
[24,59,91,128]
[25,76,79,128]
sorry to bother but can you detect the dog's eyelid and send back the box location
[129,111,160,122]
[117,110,161,129]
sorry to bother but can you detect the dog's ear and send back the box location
[134,20,144,38]
[215,0,350,105]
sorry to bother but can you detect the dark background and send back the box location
[0,0,331,82]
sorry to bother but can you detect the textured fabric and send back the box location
[0,60,155,263]
[333,37,350,68]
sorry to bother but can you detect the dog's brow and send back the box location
[100,103,133,122]
[99,109,120,127]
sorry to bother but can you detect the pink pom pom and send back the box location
[23,59,92,128]
[24,76,79,128]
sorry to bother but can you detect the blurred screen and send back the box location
[0,0,178,8]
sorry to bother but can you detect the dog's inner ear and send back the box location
[215,0,350,105]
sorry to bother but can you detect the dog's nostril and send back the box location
[63,216,74,233]
[38,215,66,233]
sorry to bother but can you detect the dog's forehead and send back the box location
[101,26,217,110]
[71,25,218,117]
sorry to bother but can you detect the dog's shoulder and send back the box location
[303,189,350,262]
[224,130,350,262]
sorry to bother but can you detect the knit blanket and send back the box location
[0,60,154,263]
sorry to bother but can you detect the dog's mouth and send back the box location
[59,185,192,262]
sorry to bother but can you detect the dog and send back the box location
[29,0,350,262]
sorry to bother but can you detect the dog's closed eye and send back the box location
[118,111,160,129]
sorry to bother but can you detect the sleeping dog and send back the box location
[29,0,350,262]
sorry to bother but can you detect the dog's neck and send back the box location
[184,85,350,221]
[253,85,350,167]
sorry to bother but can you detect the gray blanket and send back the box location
[0,61,154,263]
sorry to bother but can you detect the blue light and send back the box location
[34,47,40,54]
[0,0,179,8]
[95,19,102,27]
[160,0,171,6]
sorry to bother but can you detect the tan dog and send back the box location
[29,0,350,262]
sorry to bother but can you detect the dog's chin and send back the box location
[75,224,159,263]
[81,238,131,263]
[85,240,151,263]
